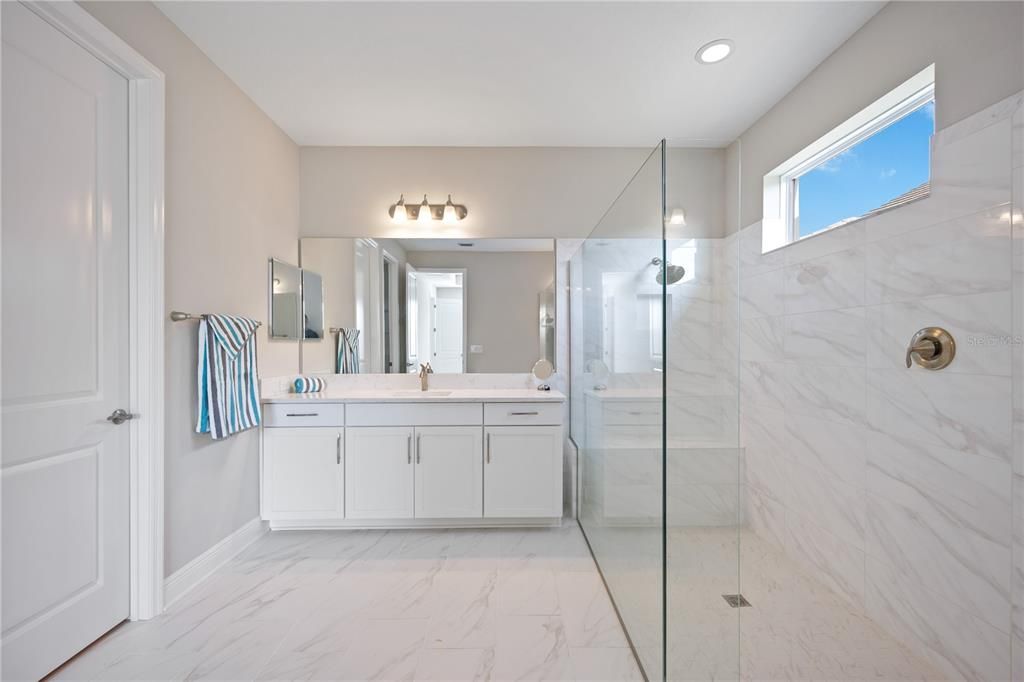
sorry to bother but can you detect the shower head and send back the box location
[650,257,685,285]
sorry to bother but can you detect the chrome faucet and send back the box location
[418,362,434,391]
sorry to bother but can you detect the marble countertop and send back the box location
[262,388,566,404]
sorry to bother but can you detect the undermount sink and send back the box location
[391,390,453,397]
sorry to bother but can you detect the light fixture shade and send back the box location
[417,195,432,224]
[668,208,686,225]
[443,194,458,224]
[391,195,407,223]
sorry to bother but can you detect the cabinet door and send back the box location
[262,427,343,520]
[484,426,562,518]
[414,426,482,519]
[345,426,415,519]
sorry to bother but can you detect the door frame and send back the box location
[14,1,167,620]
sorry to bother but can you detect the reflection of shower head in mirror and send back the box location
[650,257,685,285]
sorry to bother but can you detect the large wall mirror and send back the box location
[299,238,555,374]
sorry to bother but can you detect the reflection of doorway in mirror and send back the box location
[381,251,400,373]
[411,270,466,373]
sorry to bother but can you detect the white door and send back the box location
[1,4,131,680]
[345,427,415,519]
[432,291,464,373]
[414,426,482,518]
[262,428,344,520]
[484,427,563,518]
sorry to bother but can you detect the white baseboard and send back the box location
[163,518,267,608]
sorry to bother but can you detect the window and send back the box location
[762,65,935,251]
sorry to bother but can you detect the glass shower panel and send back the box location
[663,149,741,681]
[572,142,666,680]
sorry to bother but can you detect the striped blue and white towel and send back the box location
[196,314,261,440]
[293,376,326,393]
[336,328,360,374]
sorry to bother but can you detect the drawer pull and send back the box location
[486,433,491,464]
[407,434,412,464]
[285,412,319,417]
[336,434,342,464]
[509,411,540,416]
[416,434,421,464]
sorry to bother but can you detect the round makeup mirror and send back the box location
[532,359,554,390]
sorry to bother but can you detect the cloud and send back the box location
[816,148,855,173]
[880,168,897,179]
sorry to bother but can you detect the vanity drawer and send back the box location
[484,402,562,426]
[346,402,482,427]
[263,403,344,428]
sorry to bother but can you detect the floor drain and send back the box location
[722,594,751,608]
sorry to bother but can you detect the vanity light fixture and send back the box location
[388,194,469,224]
[695,39,733,65]
[443,195,458,225]
[389,194,408,223]
[667,208,686,225]
[417,195,432,225]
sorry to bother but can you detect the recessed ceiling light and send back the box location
[696,39,733,65]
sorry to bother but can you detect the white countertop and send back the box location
[262,388,566,404]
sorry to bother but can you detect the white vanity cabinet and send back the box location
[260,396,563,527]
[261,427,344,519]
[484,426,562,517]
[414,426,483,518]
[345,426,415,519]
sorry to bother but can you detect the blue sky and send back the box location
[797,101,934,237]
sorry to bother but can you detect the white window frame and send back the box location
[762,64,935,253]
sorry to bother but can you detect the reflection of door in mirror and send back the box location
[381,251,400,373]
[409,270,465,373]
[405,264,419,373]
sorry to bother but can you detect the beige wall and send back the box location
[406,251,554,374]
[733,1,1024,227]
[301,146,727,240]
[82,1,301,576]
[300,146,653,239]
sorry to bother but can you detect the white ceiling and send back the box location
[157,1,883,148]
[399,238,553,252]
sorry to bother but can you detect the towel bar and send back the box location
[170,310,263,326]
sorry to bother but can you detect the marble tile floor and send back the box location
[51,525,643,682]
[669,527,948,681]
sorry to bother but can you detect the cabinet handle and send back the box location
[486,432,491,464]
[285,412,319,417]
[336,434,342,464]
[407,434,412,464]
[509,411,539,416]
[416,434,421,464]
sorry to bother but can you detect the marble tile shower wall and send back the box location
[740,93,1021,681]
[665,234,741,529]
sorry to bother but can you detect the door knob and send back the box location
[905,327,955,370]
[106,408,137,425]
